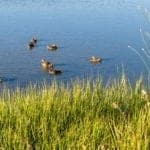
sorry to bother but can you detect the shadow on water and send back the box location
[0,77,16,83]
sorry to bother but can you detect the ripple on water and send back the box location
[0,0,149,88]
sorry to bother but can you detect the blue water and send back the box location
[0,0,150,88]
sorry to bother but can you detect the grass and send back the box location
[0,76,150,149]
[128,8,150,89]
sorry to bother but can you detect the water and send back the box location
[0,0,150,88]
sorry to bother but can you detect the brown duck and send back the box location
[40,59,54,70]
[47,44,58,51]
[48,68,62,75]
[89,56,102,63]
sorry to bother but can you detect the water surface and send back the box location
[0,0,150,88]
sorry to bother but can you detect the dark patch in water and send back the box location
[0,77,16,82]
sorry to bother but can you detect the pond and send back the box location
[0,0,150,88]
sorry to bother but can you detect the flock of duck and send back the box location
[0,37,102,83]
[28,37,63,75]
[28,37,102,76]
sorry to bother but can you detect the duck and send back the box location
[47,44,58,51]
[48,68,62,75]
[31,37,37,44]
[28,41,35,49]
[89,56,102,63]
[40,59,54,70]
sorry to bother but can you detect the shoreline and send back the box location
[0,76,149,149]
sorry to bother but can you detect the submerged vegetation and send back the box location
[0,76,150,149]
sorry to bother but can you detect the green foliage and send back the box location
[0,77,150,149]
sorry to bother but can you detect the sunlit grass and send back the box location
[0,76,150,149]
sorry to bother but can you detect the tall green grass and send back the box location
[0,76,150,149]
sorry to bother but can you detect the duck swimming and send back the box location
[89,56,102,63]
[47,44,58,51]
[48,68,62,75]
[31,37,37,44]
[28,41,35,49]
[40,59,54,70]
[27,37,37,49]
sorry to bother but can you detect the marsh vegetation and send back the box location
[0,76,150,149]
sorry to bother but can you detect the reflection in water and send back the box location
[0,0,149,88]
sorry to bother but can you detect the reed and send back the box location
[128,8,150,89]
[0,76,149,149]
